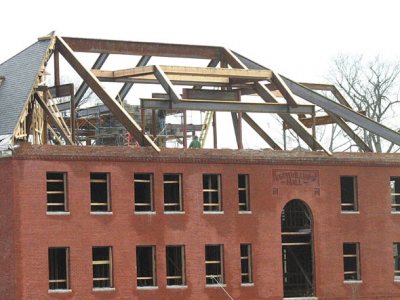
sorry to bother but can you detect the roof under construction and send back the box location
[1,32,400,154]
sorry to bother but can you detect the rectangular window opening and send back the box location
[166,245,185,286]
[48,247,69,290]
[203,174,222,212]
[92,246,113,288]
[136,246,156,287]
[47,172,67,212]
[134,173,154,212]
[238,174,250,212]
[240,244,253,284]
[205,245,224,285]
[340,176,358,211]
[394,243,400,279]
[164,174,183,212]
[391,177,400,212]
[90,173,111,212]
[343,243,360,281]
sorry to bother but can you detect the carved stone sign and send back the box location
[272,169,319,187]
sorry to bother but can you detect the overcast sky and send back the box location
[2,0,400,83]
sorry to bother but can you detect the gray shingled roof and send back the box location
[0,39,52,136]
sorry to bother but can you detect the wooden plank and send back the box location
[95,72,233,86]
[34,93,74,145]
[112,65,154,78]
[161,65,272,79]
[56,36,160,151]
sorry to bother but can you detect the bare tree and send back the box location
[329,55,400,152]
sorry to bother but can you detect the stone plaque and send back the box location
[272,169,319,187]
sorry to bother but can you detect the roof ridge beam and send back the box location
[61,37,221,60]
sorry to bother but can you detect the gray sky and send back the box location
[2,0,400,83]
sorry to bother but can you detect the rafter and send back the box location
[56,36,160,151]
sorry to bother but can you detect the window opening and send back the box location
[48,247,69,290]
[136,246,156,287]
[166,245,185,286]
[47,172,67,212]
[281,199,315,297]
[134,173,153,212]
[391,177,400,212]
[343,243,360,281]
[92,246,113,288]
[203,174,221,212]
[240,244,253,284]
[164,174,183,212]
[340,176,358,211]
[90,173,110,212]
[205,245,224,285]
[394,243,400,279]
[238,174,250,211]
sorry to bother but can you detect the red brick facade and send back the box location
[1,145,400,299]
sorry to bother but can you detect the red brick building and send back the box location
[2,34,400,299]
[1,145,400,299]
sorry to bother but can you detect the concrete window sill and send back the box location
[93,287,115,292]
[137,286,159,290]
[166,285,188,289]
[134,211,156,215]
[48,289,72,293]
[344,280,362,284]
[203,211,224,215]
[341,211,360,215]
[241,283,254,287]
[206,284,226,288]
[46,211,70,216]
[164,211,185,215]
[90,211,113,215]
[239,211,252,215]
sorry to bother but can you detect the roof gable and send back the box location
[0,39,52,136]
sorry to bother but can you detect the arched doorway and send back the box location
[281,199,315,297]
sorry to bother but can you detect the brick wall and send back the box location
[0,158,17,300]
[5,153,400,299]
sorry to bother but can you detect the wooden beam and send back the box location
[299,82,353,107]
[153,65,182,102]
[242,113,282,150]
[161,65,272,79]
[56,36,160,151]
[34,93,74,145]
[95,72,234,86]
[94,65,272,81]
[271,72,297,107]
[62,36,221,59]
[112,65,154,78]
